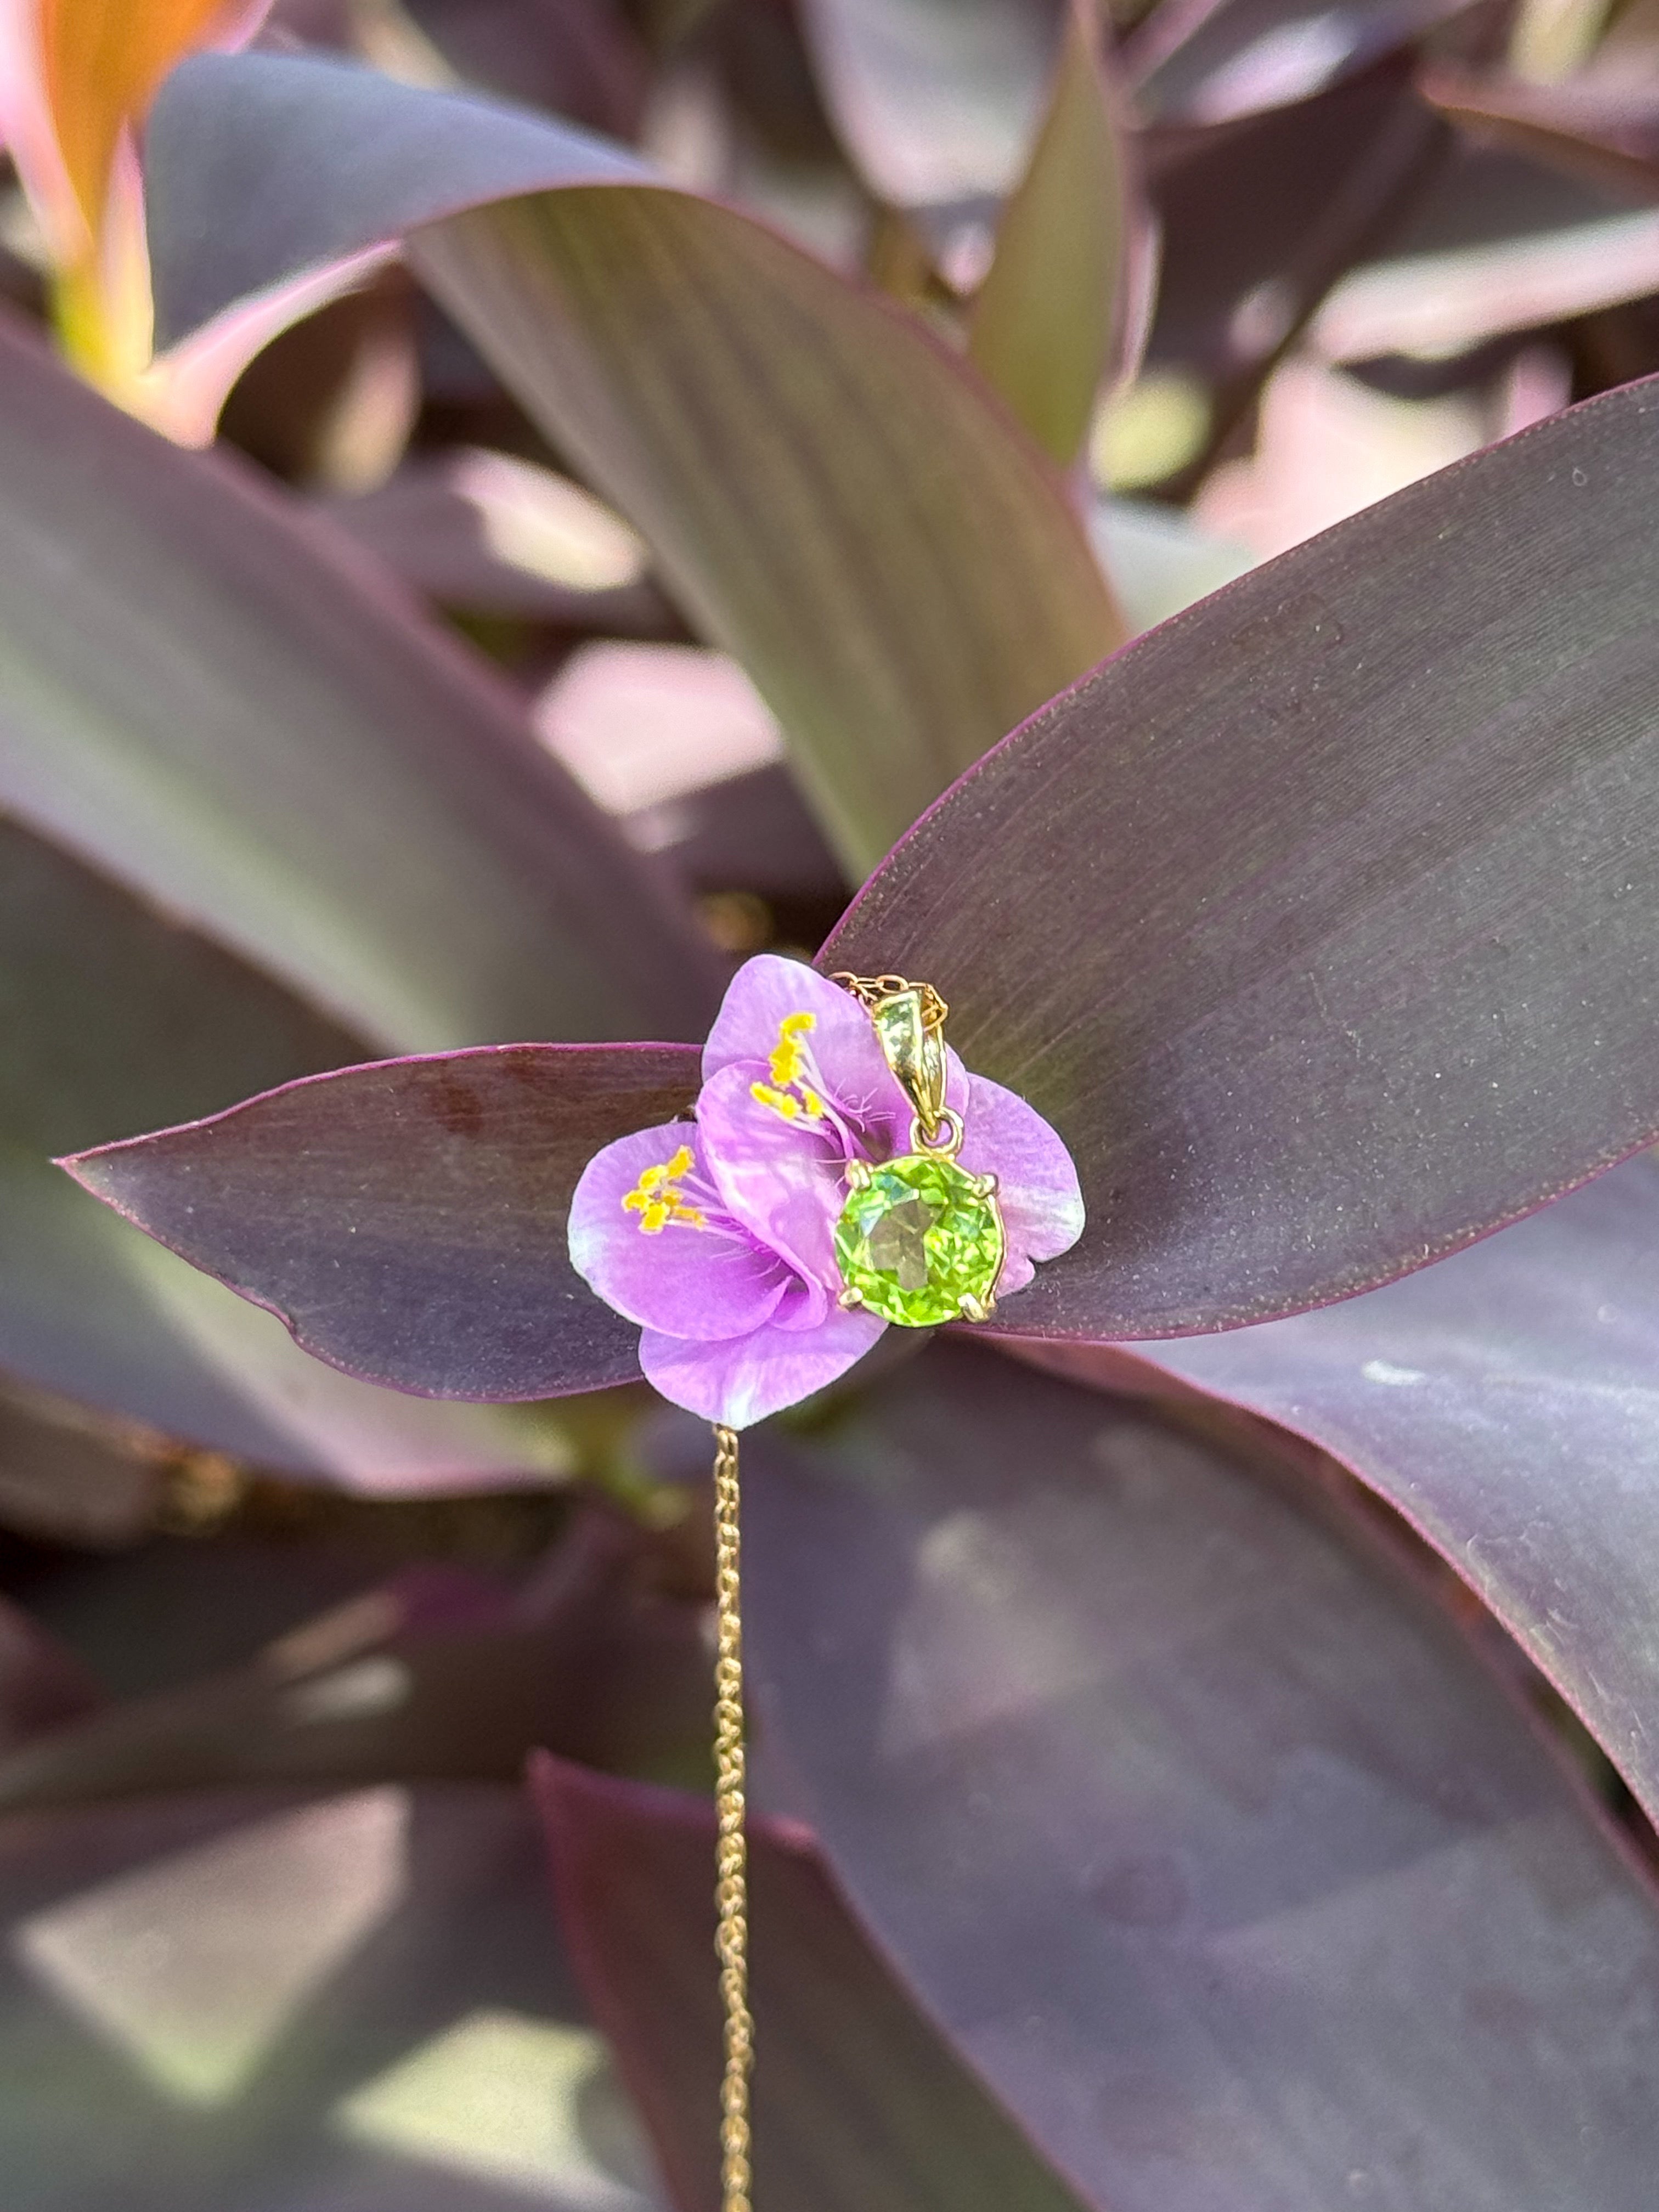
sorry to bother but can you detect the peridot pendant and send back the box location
[834,1152,1003,1325]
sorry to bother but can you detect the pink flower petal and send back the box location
[702,954,893,1113]
[957,1074,1086,1297]
[567,1121,790,1342]
[639,1304,887,1428]
[696,1065,850,1322]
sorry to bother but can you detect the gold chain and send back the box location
[712,1423,753,2212]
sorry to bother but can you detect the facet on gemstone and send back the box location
[834,1154,1005,1327]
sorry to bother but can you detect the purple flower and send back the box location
[568,956,1084,1427]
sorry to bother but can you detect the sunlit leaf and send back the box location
[0,305,718,1053]
[1025,1152,1659,1839]
[0,1782,656,2205]
[318,448,672,627]
[145,50,1125,873]
[1143,60,1438,390]
[968,0,1145,466]
[0,813,583,1479]
[534,1754,1087,2212]
[747,1343,1659,2211]
[827,374,1659,1339]
[1312,139,1659,359]
[796,0,1060,207]
[1128,0,1471,122]
[63,1045,702,1403]
[0,1510,710,1808]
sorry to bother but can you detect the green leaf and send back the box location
[968,0,1143,467]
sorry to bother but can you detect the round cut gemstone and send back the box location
[834,1153,1005,1327]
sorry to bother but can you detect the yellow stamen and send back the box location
[768,1009,817,1087]
[753,1012,825,1125]
[750,1082,801,1119]
[622,1144,706,1234]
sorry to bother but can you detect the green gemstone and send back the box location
[834,1154,1005,1327]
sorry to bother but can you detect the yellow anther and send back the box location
[755,1013,824,1125]
[622,1147,706,1234]
[751,1081,800,1120]
[768,1009,817,1087]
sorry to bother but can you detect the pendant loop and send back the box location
[831,972,950,1142]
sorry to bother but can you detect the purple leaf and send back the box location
[795,0,1062,207]
[0,1601,100,1753]
[1143,63,1434,386]
[533,1754,1087,2212]
[1025,1152,1659,1833]
[0,1781,653,2205]
[146,49,1125,874]
[146,51,648,345]
[1130,0,1475,122]
[1420,63,1659,205]
[746,1341,1659,2212]
[316,452,677,631]
[0,304,718,1053]
[0,1510,710,1809]
[1314,137,1659,362]
[0,816,591,1479]
[63,1045,702,1400]
[825,374,1659,1339]
[402,0,650,140]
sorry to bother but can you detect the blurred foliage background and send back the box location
[3,0,1659,2206]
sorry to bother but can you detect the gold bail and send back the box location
[868,984,947,1140]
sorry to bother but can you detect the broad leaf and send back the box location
[746,1343,1659,2212]
[0,1600,98,1752]
[826,374,1659,1339]
[795,0,1060,206]
[534,1754,1087,2212]
[319,448,671,628]
[145,50,1125,873]
[1026,1152,1659,1836]
[0,1782,660,2208]
[0,1510,710,1809]
[1419,64,1659,205]
[1143,61,1438,387]
[400,0,650,139]
[63,1045,702,1402]
[0,814,582,1480]
[1312,137,1659,362]
[0,303,715,1054]
[1128,0,1474,122]
[0,1376,163,1547]
[968,0,1142,467]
